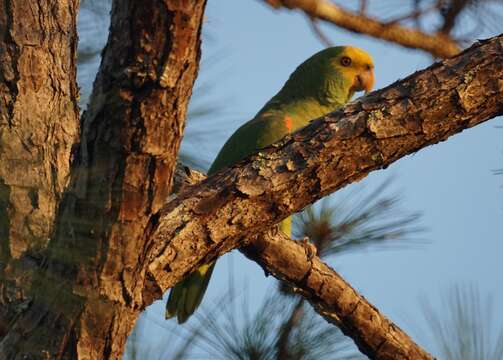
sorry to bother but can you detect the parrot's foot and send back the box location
[300,237,317,261]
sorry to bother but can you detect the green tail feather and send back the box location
[166,262,216,324]
[166,218,290,323]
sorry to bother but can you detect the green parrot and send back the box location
[166,46,374,323]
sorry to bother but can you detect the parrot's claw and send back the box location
[300,237,317,261]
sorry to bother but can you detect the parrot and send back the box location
[166,46,374,323]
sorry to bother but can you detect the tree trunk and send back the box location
[0,0,80,345]
[0,0,206,358]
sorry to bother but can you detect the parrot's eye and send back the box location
[340,56,352,67]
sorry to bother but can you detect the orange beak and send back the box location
[353,69,374,94]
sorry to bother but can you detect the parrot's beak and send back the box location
[353,69,374,95]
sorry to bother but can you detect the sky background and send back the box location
[78,1,503,358]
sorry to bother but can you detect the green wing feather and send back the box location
[165,112,290,324]
[165,108,324,324]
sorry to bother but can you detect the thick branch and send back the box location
[74,0,206,307]
[145,34,502,295]
[51,0,206,357]
[162,37,503,359]
[154,37,502,359]
[174,165,433,359]
[263,0,461,58]
[245,230,433,359]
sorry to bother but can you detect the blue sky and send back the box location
[79,1,503,357]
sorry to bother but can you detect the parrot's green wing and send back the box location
[209,111,294,174]
[166,111,291,324]
[165,109,319,324]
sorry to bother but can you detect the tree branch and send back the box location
[245,230,434,359]
[149,36,502,358]
[164,33,503,356]
[263,0,461,58]
[174,165,434,359]
[145,34,502,296]
[439,0,471,35]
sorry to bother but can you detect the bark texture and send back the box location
[144,35,503,359]
[0,0,206,358]
[245,231,434,359]
[264,0,461,58]
[61,1,206,355]
[174,165,434,359]
[0,0,80,341]
[145,34,502,298]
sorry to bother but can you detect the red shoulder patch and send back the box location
[284,115,293,132]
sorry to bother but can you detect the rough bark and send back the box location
[0,0,206,358]
[0,0,80,341]
[61,0,205,356]
[143,35,503,358]
[174,165,434,359]
[145,34,502,298]
[264,0,461,58]
[245,230,434,359]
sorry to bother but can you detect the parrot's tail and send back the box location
[165,262,216,324]
[166,218,291,323]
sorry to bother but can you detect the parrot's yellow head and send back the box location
[276,45,374,107]
[331,46,375,95]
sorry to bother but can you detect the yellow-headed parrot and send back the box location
[167,46,374,323]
